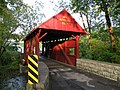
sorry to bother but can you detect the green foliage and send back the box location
[89,39,112,61]
[0,60,19,78]
[0,0,44,88]
[0,0,23,57]
[0,47,20,88]
[111,54,120,64]
[71,0,120,28]
[0,0,44,57]
[18,1,45,36]
[0,48,20,66]
[79,36,92,59]
[19,42,24,47]
[0,0,44,85]
[0,0,21,87]
[79,28,120,64]
[70,0,119,52]
[116,43,120,54]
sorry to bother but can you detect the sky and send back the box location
[22,0,85,28]
[23,0,58,22]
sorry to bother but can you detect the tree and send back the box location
[18,1,45,36]
[70,0,120,52]
[71,0,97,33]
[95,0,118,51]
[0,0,20,57]
[108,0,120,27]
[51,0,71,12]
[0,0,44,57]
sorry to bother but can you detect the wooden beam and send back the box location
[36,29,41,42]
[58,44,73,65]
[39,32,47,41]
[75,35,80,59]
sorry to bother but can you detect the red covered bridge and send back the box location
[22,9,119,90]
[23,9,87,66]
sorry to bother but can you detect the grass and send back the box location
[19,43,24,47]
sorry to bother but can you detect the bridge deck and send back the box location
[40,57,119,90]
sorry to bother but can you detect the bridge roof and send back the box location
[23,9,87,41]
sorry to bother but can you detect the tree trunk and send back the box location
[86,14,91,34]
[79,12,86,29]
[85,14,92,48]
[106,15,116,52]
[101,0,116,52]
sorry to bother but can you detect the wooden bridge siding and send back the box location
[49,39,78,66]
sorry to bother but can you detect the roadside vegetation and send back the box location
[79,27,120,64]
[0,0,44,87]
[0,46,20,88]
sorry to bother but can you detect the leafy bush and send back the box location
[79,36,92,59]
[79,36,120,64]
[90,38,110,61]
[0,49,20,66]
[0,46,21,86]
[111,54,120,64]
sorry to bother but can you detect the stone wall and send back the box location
[77,59,120,81]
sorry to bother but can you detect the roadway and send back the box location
[40,57,120,90]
